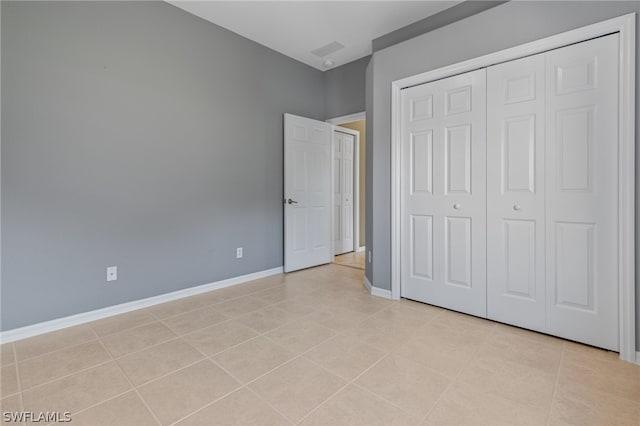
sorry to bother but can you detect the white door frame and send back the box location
[327,111,366,126]
[331,126,360,258]
[390,14,636,362]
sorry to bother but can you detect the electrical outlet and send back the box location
[107,266,117,282]
[368,251,372,263]
[236,247,243,259]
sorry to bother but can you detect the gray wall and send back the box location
[367,1,640,348]
[324,55,369,120]
[1,1,325,331]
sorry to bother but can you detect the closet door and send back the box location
[400,69,487,317]
[545,34,619,351]
[487,54,546,331]
[333,133,344,254]
[333,131,355,255]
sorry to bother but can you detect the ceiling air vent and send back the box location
[311,41,345,58]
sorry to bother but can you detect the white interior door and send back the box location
[284,113,332,273]
[400,69,487,318]
[544,34,619,351]
[333,131,355,255]
[487,53,546,332]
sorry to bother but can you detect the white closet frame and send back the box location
[390,13,636,363]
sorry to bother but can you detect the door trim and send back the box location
[327,111,366,125]
[331,126,361,258]
[389,13,636,362]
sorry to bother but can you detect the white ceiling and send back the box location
[167,1,461,70]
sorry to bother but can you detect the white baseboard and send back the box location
[636,351,640,365]
[363,276,373,292]
[365,276,393,300]
[0,266,283,343]
[356,246,366,253]
[371,286,393,300]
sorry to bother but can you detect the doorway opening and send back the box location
[328,113,366,270]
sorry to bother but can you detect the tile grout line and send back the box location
[96,326,228,389]
[163,336,246,426]
[198,322,353,424]
[63,388,136,423]
[102,331,178,360]
[545,341,566,426]
[419,322,499,423]
[21,330,129,423]
[99,314,162,334]
[160,326,275,426]
[353,382,423,421]
[165,331,297,426]
[118,354,207,389]
[53,280,287,342]
[296,355,390,424]
[11,343,26,426]
[165,386,246,426]
[111,335,189,361]
[17,359,114,394]
[244,385,298,426]
[298,340,426,424]
[13,333,99,364]
[15,337,109,377]
[93,338,163,426]
[293,311,445,424]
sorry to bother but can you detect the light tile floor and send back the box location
[0,264,638,425]
[334,252,365,270]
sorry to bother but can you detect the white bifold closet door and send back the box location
[543,35,619,351]
[333,131,355,255]
[486,52,547,332]
[400,69,487,318]
[402,33,619,351]
[486,34,619,350]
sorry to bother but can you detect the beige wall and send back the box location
[337,120,365,248]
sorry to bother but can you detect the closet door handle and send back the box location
[513,204,522,211]
[453,203,461,210]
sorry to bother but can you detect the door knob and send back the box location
[287,198,298,205]
[453,203,461,210]
[513,204,522,211]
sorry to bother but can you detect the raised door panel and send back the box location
[411,131,433,195]
[401,68,486,318]
[446,217,471,288]
[487,53,546,332]
[503,220,537,300]
[556,106,594,192]
[545,34,619,351]
[445,125,471,195]
[410,215,433,280]
[554,222,595,311]
[292,208,308,252]
[503,115,535,193]
[411,95,434,121]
